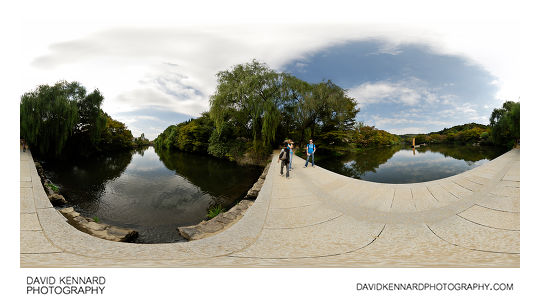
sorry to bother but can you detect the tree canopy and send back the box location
[206,60,360,159]
[155,60,369,163]
[489,100,520,149]
[20,81,134,158]
[20,81,81,156]
[209,60,282,153]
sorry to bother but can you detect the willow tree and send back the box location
[489,100,520,149]
[20,81,82,156]
[209,60,282,154]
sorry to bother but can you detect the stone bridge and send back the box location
[20,148,519,267]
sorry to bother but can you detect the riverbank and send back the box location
[33,161,139,242]
[36,146,264,243]
[178,163,270,240]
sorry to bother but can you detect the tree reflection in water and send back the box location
[317,145,506,183]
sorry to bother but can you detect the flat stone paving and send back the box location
[20,148,520,267]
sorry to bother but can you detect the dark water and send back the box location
[316,144,507,184]
[41,147,262,243]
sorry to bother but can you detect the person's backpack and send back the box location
[279,149,285,160]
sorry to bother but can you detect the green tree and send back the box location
[175,113,214,153]
[134,132,150,147]
[489,101,520,149]
[285,79,358,150]
[99,114,134,151]
[154,125,180,150]
[20,81,81,157]
[209,60,282,154]
[75,89,107,147]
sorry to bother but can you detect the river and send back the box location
[315,144,507,184]
[41,147,262,243]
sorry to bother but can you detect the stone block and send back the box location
[107,227,138,242]
[199,220,224,233]
[178,225,203,241]
[49,194,67,206]
[59,207,80,218]
[86,222,108,231]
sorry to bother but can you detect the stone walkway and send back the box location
[20,148,519,267]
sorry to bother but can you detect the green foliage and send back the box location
[403,123,490,146]
[489,101,520,149]
[20,81,133,158]
[98,114,134,152]
[282,78,359,151]
[207,125,249,161]
[133,133,151,147]
[175,113,214,153]
[207,204,223,219]
[92,216,100,223]
[154,125,180,150]
[20,81,80,157]
[46,182,59,193]
[209,60,282,154]
[75,89,108,147]
[352,123,400,148]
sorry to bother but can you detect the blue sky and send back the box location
[281,40,500,134]
[20,21,520,139]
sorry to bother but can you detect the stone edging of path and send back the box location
[178,162,271,240]
[24,149,276,260]
[34,161,139,242]
[59,207,139,242]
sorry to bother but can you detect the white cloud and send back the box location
[387,127,428,135]
[348,78,452,108]
[371,115,452,128]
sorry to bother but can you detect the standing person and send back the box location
[278,142,290,178]
[304,139,316,167]
[288,140,294,170]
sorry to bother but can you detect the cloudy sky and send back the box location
[18,1,521,139]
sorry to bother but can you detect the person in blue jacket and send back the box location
[288,140,294,170]
[304,139,316,167]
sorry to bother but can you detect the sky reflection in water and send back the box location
[317,145,506,184]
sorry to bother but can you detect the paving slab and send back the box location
[391,187,415,212]
[20,213,41,231]
[425,183,460,204]
[475,195,520,213]
[439,179,473,199]
[20,230,62,254]
[410,184,440,211]
[452,176,484,192]
[490,185,520,198]
[427,215,519,254]
[265,204,342,229]
[458,205,520,230]
[503,164,520,182]
[20,187,36,214]
[231,215,384,258]
[464,174,491,185]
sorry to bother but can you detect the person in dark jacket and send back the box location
[278,142,290,178]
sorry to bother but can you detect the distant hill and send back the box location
[429,123,488,135]
[397,123,488,138]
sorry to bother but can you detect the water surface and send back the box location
[316,144,506,184]
[42,147,262,243]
